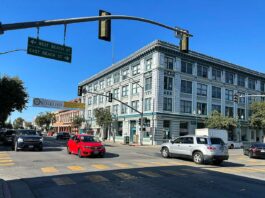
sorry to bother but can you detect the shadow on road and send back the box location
[4,165,265,198]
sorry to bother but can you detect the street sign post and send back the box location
[27,37,72,63]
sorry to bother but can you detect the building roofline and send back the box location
[79,40,265,86]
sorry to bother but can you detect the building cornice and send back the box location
[79,40,265,86]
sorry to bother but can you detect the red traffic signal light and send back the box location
[98,10,111,42]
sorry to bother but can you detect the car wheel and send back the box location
[67,146,71,154]
[230,144,234,149]
[213,160,223,165]
[193,151,204,164]
[249,151,253,158]
[78,149,83,158]
[161,147,170,158]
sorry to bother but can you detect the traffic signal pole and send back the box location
[0,15,192,37]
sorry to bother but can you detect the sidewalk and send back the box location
[103,140,160,149]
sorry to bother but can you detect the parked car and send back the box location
[56,132,70,140]
[12,129,43,151]
[160,135,229,165]
[243,143,265,158]
[67,134,106,158]
[3,129,16,144]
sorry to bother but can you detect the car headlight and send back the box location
[17,138,23,143]
[83,146,92,149]
[40,137,44,142]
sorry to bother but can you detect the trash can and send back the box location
[124,136,129,144]
[133,134,139,143]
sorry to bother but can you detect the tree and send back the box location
[71,115,85,132]
[94,108,112,140]
[35,112,56,131]
[24,121,33,129]
[205,111,237,131]
[4,122,13,129]
[13,117,24,129]
[249,102,265,129]
[0,75,28,127]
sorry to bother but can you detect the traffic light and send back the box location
[78,86,82,96]
[98,10,111,42]
[179,31,189,53]
[108,92,113,102]
[233,94,239,103]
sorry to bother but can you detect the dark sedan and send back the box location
[3,129,16,144]
[243,143,265,158]
[12,130,43,151]
[56,132,70,140]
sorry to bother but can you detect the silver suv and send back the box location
[160,135,229,165]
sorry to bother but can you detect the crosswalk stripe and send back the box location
[0,163,15,166]
[41,167,58,173]
[85,175,109,183]
[67,166,85,171]
[134,162,154,167]
[114,163,130,168]
[161,170,187,176]
[91,164,109,170]
[0,160,13,163]
[138,171,161,177]
[181,169,206,174]
[114,172,137,180]
[52,177,76,185]
[150,162,170,166]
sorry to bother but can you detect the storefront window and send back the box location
[163,120,171,139]
[116,122,123,137]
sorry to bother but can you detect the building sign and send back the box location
[33,98,85,110]
[27,37,72,63]
[33,98,64,109]
[63,102,85,109]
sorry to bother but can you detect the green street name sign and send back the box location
[27,37,72,63]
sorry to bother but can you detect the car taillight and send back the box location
[207,146,216,151]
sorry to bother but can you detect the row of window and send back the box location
[86,59,152,92]
[181,80,250,103]
[181,61,262,91]
[87,98,152,117]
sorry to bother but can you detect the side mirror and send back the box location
[170,140,174,144]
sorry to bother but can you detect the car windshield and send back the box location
[210,138,224,145]
[18,130,38,136]
[80,136,97,142]
[253,143,265,148]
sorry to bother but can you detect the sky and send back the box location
[1,0,265,122]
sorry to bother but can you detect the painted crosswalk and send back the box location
[0,152,14,166]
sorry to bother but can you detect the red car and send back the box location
[67,134,106,158]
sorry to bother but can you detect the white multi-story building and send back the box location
[79,40,265,145]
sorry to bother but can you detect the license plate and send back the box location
[94,151,99,154]
[261,150,265,153]
[28,145,34,148]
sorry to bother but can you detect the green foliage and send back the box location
[71,115,85,129]
[205,111,237,131]
[13,117,24,129]
[0,75,28,127]
[94,108,112,128]
[35,112,56,130]
[249,102,265,129]
[4,122,13,129]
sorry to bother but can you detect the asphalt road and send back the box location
[1,137,265,198]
